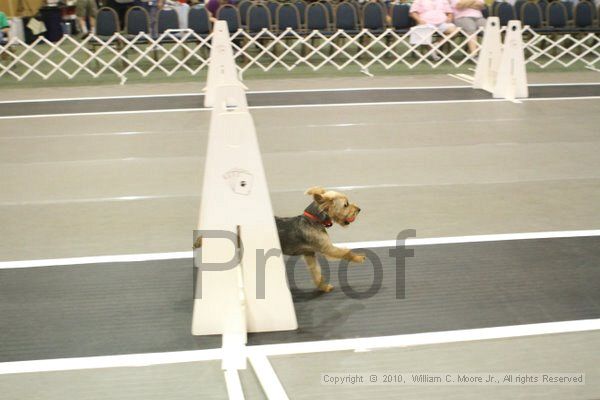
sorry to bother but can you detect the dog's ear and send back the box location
[305,187,326,204]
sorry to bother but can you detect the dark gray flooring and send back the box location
[1,85,599,117]
[1,236,599,362]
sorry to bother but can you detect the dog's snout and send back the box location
[356,207,361,213]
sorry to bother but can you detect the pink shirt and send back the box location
[410,0,453,25]
[450,0,484,19]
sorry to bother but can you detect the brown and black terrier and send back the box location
[275,187,364,292]
[193,187,364,293]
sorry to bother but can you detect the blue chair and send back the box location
[305,2,331,33]
[362,1,386,33]
[335,1,359,34]
[96,7,120,38]
[514,0,527,19]
[496,2,516,26]
[238,0,252,28]
[125,6,151,37]
[188,6,211,36]
[90,7,123,69]
[546,1,569,31]
[156,8,179,35]
[276,3,301,33]
[520,1,543,30]
[573,0,598,30]
[390,3,412,33]
[217,4,241,34]
[247,3,272,34]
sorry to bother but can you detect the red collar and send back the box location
[303,210,333,228]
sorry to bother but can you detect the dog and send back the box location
[275,187,364,292]
[193,187,364,293]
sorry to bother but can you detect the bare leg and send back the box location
[303,253,334,292]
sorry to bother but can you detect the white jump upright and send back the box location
[493,20,529,100]
[473,17,502,93]
[473,19,528,100]
[203,21,248,107]
[192,21,298,370]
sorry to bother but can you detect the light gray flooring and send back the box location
[270,330,600,400]
[0,360,266,400]
[1,73,599,400]
[2,97,600,260]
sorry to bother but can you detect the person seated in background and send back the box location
[76,0,99,37]
[409,0,456,35]
[409,0,456,60]
[450,0,485,55]
[0,10,10,44]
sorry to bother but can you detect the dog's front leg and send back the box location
[303,253,334,292]
[321,245,365,263]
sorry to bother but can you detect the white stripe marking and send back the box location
[0,349,223,375]
[224,369,246,400]
[0,108,206,120]
[0,251,192,269]
[1,82,597,104]
[248,318,600,357]
[0,319,598,375]
[1,229,598,269]
[248,354,290,400]
[2,95,600,120]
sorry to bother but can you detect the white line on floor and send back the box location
[248,354,290,400]
[1,82,598,104]
[1,319,598,375]
[248,318,600,357]
[0,251,193,269]
[0,108,206,120]
[1,229,598,269]
[224,369,246,400]
[0,348,223,375]
[447,73,474,84]
[2,95,600,120]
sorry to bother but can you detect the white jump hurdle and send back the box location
[473,18,528,100]
[192,22,298,374]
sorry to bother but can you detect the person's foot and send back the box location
[429,52,441,61]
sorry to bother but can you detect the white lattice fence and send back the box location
[1,28,598,82]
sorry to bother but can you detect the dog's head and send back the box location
[305,187,361,227]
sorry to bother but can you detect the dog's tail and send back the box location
[305,187,326,196]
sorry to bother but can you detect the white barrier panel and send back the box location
[473,17,502,93]
[194,22,297,370]
[493,21,529,100]
[192,87,298,337]
[204,21,247,108]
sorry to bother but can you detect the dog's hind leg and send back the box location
[304,253,334,293]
